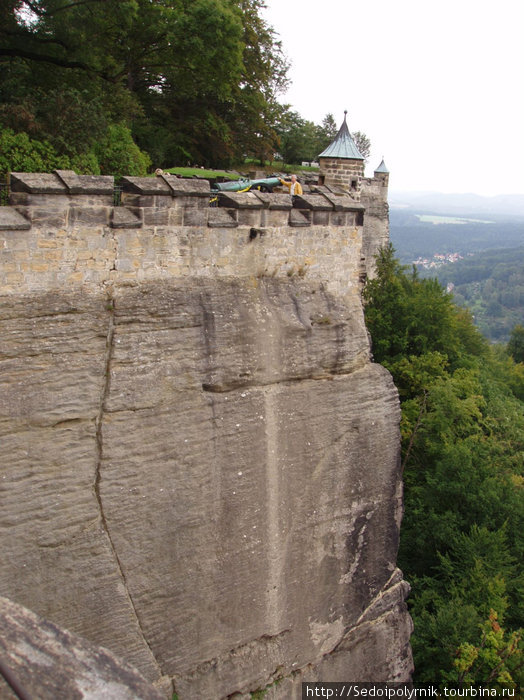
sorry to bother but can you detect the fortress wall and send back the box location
[361,177,390,280]
[0,174,364,298]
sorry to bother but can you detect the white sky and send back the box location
[261,0,524,196]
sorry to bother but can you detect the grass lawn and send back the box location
[164,167,240,180]
[163,162,320,179]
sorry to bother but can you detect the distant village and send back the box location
[413,252,464,269]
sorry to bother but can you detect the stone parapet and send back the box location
[1,171,368,235]
[0,171,365,298]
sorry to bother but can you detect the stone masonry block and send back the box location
[207,208,237,228]
[163,176,210,197]
[10,172,67,194]
[293,194,333,211]
[111,208,143,230]
[69,206,110,227]
[289,209,311,227]
[217,192,263,209]
[121,177,172,196]
[0,207,31,231]
[183,208,208,226]
[55,171,114,195]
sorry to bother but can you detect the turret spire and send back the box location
[318,112,364,160]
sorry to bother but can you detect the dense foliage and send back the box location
[0,2,371,175]
[0,0,289,172]
[364,244,524,686]
[0,0,369,175]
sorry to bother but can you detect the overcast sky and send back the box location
[261,0,524,196]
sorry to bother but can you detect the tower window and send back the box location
[351,179,358,190]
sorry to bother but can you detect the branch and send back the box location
[21,0,101,16]
[1,29,69,49]
[0,47,116,81]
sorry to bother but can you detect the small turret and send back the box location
[374,158,389,189]
[318,112,365,198]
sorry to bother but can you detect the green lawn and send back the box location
[164,167,239,180]
[163,162,320,179]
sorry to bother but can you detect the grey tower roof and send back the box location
[318,111,364,160]
[375,159,389,173]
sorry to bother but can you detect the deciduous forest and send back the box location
[364,245,523,686]
[0,0,346,175]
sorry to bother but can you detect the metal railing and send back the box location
[113,184,123,206]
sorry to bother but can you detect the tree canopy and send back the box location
[364,245,524,686]
[0,0,290,171]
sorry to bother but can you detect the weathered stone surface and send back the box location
[217,191,263,209]
[0,207,31,230]
[10,172,67,194]
[293,194,333,211]
[289,208,311,226]
[0,169,409,698]
[0,276,412,698]
[252,192,293,210]
[111,207,143,229]
[163,175,210,196]
[207,207,237,227]
[55,171,115,195]
[0,596,166,699]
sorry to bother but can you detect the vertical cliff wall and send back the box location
[0,173,412,698]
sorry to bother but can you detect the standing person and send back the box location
[279,174,303,200]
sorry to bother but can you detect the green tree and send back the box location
[94,123,151,177]
[352,130,371,161]
[0,0,289,168]
[364,245,524,684]
[0,127,70,174]
[508,324,524,364]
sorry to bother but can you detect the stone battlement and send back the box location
[0,171,370,297]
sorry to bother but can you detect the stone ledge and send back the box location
[0,596,164,700]
[55,170,114,194]
[322,193,365,212]
[10,172,67,194]
[0,207,31,230]
[120,176,172,196]
[293,194,333,211]
[217,191,263,209]
[10,171,115,195]
[252,192,293,210]
[207,208,237,228]
[162,175,210,196]
[289,209,310,227]
[111,207,143,229]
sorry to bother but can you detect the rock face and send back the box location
[0,175,412,698]
[0,595,164,700]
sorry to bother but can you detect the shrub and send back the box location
[94,123,151,177]
[0,128,70,175]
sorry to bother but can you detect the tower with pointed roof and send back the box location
[374,158,389,188]
[318,111,365,198]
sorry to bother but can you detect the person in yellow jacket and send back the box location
[279,174,303,197]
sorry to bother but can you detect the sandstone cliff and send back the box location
[0,173,412,698]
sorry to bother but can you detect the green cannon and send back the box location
[211,176,281,193]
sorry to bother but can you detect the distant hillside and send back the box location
[389,208,524,264]
[388,192,524,342]
[390,191,524,217]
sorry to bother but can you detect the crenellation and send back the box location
[0,167,385,296]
